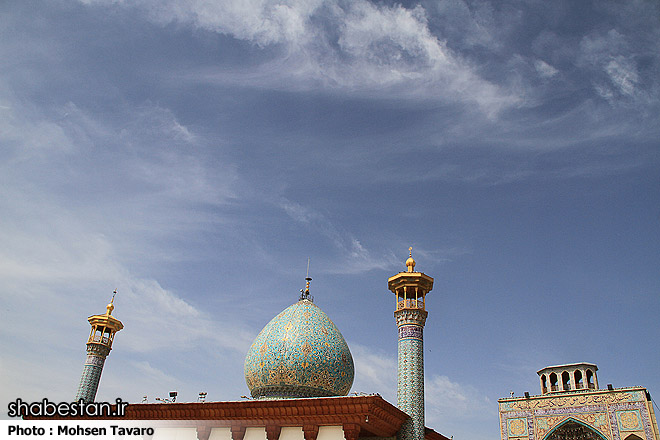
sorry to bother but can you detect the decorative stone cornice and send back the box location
[86,343,111,357]
[394,309,428,327]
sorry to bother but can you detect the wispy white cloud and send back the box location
[350,342,494,435]
[534,59,559,78]
[578,29,643,102]
[131,360,180,385]
[0,90,253,411]
[604,56,639,97]
[426,375,493,416]
[281,199,320,224]
[430,0,505,51]
[77,0,519,115]
[279,198,397,273]
[350,343,396,399]
[117,277,256,354]
[0,90,241,306]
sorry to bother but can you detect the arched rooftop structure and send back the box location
[537,363,599,394]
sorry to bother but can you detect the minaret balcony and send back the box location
[92,335,111,344]
[396,299,425,311]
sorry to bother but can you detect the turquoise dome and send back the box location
[244,299,354,399]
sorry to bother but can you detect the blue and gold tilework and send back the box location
[244,299,354,399]
[75,347,109,402]
[397,335,425,440]
[617,410,643,432]
[508,418,529,438]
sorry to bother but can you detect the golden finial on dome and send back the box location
[406,247,416,272]
[299,259,313,301]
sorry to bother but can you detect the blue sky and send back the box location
[1,1,659,439]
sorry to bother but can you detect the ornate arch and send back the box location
[543,418,609,440]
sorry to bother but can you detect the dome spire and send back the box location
[299,258,313,301]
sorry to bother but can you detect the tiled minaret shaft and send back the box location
[75,296,123,402]
[388,249,434,440]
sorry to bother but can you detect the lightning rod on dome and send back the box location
[299,257,313,302]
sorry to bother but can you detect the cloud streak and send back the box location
[279,198,398,273]
[350,343,397,399]
[78,0,519,114]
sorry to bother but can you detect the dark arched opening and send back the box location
[574,370,583,389]
[545,420,607,440]
[541,375,548,394]
[562,371,571,391]
[586,370,595,389]
[550,373,558,392]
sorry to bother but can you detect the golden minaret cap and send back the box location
[406,247,416,272]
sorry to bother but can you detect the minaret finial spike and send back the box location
[107,289,117,315]
[406,247,416,272]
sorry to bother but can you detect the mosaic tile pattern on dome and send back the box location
[244,300,354,398]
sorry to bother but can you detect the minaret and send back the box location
[388,248,434,440]
[75,292,123,402]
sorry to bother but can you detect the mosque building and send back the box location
[499,363,660,440]
[68,251,451,440]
